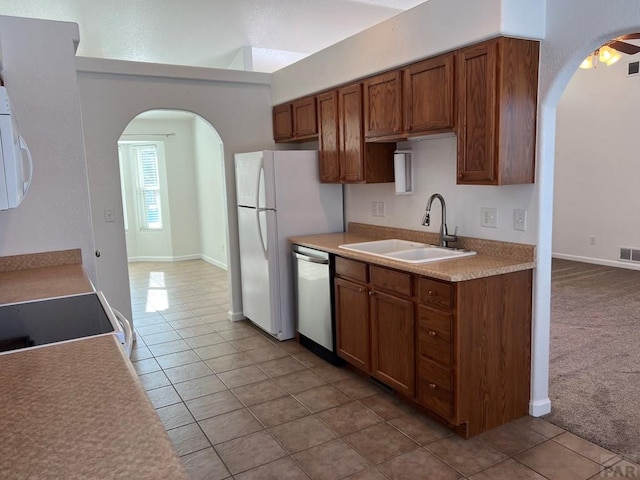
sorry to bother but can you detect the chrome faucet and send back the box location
[421,193,458,248]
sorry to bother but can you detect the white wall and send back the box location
[193,116,228,269]
[553,53,640,268]
[122,117,202,261]
[345,136,536,243]
[77,58,272,322]
[0,17,96,279]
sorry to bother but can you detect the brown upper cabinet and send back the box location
[317,91,340,182]
[404,53,455,134]
[273,96,318,142]
[274,36,539,185]
[316,83,395,184]
[456,37,539,185]
[362,54,455,141]
[363,71,403,140]
[272,103,293,142]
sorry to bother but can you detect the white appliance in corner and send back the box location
[235,150,343,340]
[0,86,33,210]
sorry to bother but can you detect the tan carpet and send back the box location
[544,258,640,462]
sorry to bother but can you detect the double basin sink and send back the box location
[338,239,476,264]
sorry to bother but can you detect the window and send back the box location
[118,140,167,234]
[133,144,163,230]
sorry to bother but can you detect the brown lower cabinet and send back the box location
[335,277,370,372]
[334,255,532,437]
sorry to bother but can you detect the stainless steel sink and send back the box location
[338,239,476,264]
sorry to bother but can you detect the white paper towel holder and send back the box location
[394,150,412,195]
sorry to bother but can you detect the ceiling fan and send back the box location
[580,33,640,69]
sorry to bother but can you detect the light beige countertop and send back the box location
[0,264,94,304]
[290,230,536,282]
[0,248,93,304]
[0,335,187,479]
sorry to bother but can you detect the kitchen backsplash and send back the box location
[348,223,535,262]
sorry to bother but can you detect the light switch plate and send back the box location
[514,209,527,231]
[104,207,116,223]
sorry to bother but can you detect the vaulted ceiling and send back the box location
[0,0,426,72]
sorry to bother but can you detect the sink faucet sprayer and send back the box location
[421,193,458,248]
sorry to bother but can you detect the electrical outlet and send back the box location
[378,201,385,217]
[514,209,527,231]
[371,201,378,217]
[590,235,597,245]
[481,207,497,228]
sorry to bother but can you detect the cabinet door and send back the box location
[273,104,293,142]
[456,40,498,184]
[292,96,318,139]
[338,83,365,183]
[363,71,402,139]
[317,91,340,183]
[335,277,370,371]
[370,290,415,397]
[404,54,454,134]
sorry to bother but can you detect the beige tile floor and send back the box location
[129,260,640,480]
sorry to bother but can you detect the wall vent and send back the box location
[628,61,639,76]
[619,247,640,262]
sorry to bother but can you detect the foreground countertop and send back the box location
[290,231,536,282]
[0,335,187,479]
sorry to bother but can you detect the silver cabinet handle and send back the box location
[292,252,329,265]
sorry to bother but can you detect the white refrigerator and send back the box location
[234,150,344,340]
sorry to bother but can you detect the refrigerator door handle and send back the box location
[255,158,264,209]
[256,208,268,260]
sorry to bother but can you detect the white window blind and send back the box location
[134,144,163,230]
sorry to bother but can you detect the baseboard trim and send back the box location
[552,253,640,271]
[529,398,552,417]
[128,254,200,263]
[201,254,227,270]
[228,310,245,321]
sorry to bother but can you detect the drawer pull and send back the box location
[428,290,435,296]
[358,287,364,293]
[369,291,375,297]
[429,383,437,390]
[428,330,437,337]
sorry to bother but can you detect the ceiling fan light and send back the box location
[606,50,622,66]
[598,45,616,63]
[579,55,594,69]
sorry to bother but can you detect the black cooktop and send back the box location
[0,293,115,353]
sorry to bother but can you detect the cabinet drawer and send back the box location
[418,306,452,366]
[418,278,453,310]
[370,266,412,297]
[419,357,451,390]
[419,358,452,419]
[335,257,368,283]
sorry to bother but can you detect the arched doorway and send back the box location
[545,34,640,459]
[117,109,229,314]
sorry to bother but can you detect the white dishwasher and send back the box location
[292,245,341,365]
